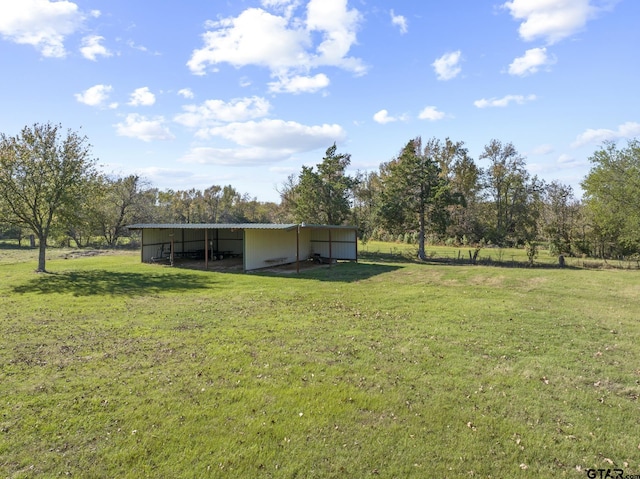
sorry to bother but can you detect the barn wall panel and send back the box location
[244,229,297,271]
[142,229,173,262]
[215,229,244,255]
[298,228,312,259]
[309,228,357,260]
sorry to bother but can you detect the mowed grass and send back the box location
[1,245,639,478]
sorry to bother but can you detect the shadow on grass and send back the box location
[358,250,580,270]
[0,242,34,250]
[358,251,417,264]
[11,270,215,297]
[252,261,404,282]
[423,256,577,269]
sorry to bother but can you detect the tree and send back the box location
[378,137,453,260]
[424,138,479,242]
[539,181,580,255]
[449,149,483,242]
[480,139,532,245]
[280,144,356,225]
[582,139,640,256]
[284,165,323,223]
[173,188,202,223]
[316,144,356,224]
[64,174,104,248]
[352,170,382,241]
[92,174,151,246]
[202,185,222,222]
[218,185,245,222]
[0,123,98,272]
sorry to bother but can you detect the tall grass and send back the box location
[1,245,639,477]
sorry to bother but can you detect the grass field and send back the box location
[1,243,639,478]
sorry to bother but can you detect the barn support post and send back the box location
[242,230,247,273]
[296,224,300,274]
[329,228,333,268]
[169,232,175,266]
[354,228,358,263]
[205,228,209,270]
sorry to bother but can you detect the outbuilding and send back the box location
[126,223,358,272]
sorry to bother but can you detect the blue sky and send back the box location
[0,0,638,203]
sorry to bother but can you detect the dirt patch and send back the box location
[468,275,505,287]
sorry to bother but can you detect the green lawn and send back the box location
[1,245,639,478]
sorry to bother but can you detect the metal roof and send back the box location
[299,223,358,230]
[127,223,299,231]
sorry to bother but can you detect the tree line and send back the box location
[1,123,639,271]
[281,137,640,262]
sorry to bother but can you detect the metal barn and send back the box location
[126,223,358,272]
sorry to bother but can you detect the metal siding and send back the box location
[182,228,204,242]
[216,229,244,254]
[310,229,329,241]
[309,227,357,260]
[141,229,173,262]
[330,241,357,260]
[244,229,298,271]
[142,245,155,262]
[134,224,356,268]
[298,228,312,259]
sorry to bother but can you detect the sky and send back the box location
[0,0,638,203]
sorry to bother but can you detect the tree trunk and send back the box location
[417,205,427,261]
[37,237,47,272]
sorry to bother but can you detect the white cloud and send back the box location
[531,144,555,155]
[128,87,156,107]
[571,121,640,148]
[0,0,86,57]
[75,84,116,108]
[178,88,194,99]
[268,73,330,94]
[188,8,305,75]
[557,153,580,166]
[135,166,194,180]
[260,0,300,19]
[187,0,365,86]
[508,47,556,76]
[432,51,462,81]
[373,109,405,124]
[261,0,297,7]
[418,106,446,121]
[390,9,408,34]
[179,146,294,166]
[474,94,537,108]
[306,0,364,71]
[178,117,346,167]
[204,119,346,151]
[127,40,149,53]
[174,96,271,130]
[80,35,111,61]
[502,0,610,44]
[115,114,174,142]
